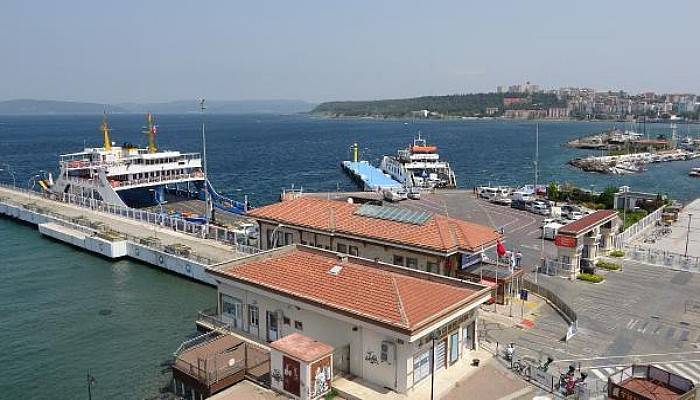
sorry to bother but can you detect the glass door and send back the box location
[267,311,279,342]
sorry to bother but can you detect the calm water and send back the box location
[0,114,699,399]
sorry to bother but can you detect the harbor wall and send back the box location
[0,200,214,285]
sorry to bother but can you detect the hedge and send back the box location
[609,249,625,258]
[578,273,604,283]
[596,260,621,271]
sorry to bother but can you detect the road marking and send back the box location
[673,363,700,382]
[661,363,686,377]
[591,369,608,381]
[627,318,638,329]
[637,321,650,334]
[603,367,616,375]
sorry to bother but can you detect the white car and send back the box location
[568,211,584,220]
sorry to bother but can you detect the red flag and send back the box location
[496,241,506,257]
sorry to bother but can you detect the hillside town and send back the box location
[494,82,700,121]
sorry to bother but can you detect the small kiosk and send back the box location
[270,333,334,400]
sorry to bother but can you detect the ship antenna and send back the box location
[199,98,212,224]
[101,111,112,151]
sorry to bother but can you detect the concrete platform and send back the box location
[644,198,700,258]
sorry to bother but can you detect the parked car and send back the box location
[493,196,512,206]
[532,204,550,215]
[567,211,584,220]
[511,199,528,210]
[407,187,421,200]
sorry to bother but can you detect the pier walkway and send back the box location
[0,185,254,284]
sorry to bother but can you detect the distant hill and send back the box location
[312,93,565,118]
[118,100,316,114]
[0,99,127,115]
[0,99,316,115]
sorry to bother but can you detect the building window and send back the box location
[427,262,438,273]
[294,320,303,330]
[266,229,274,248]
[393,255,404,266]
[449,332,459,364]
[284,232,293,246]
[248,305,259,336]
[337,243,347,253]
[406,257,418,269]
[413,350,431,384]
[349,246,359,256]
[283,317,291,326]
[221,294,242,328]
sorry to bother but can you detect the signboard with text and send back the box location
[554,235,577,248]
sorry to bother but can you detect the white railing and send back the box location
[624,244,700,273]
[613,206,664,249]
[0,182,258,254]
[111,172,204,188]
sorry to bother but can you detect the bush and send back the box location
[596,260,620,271]
[324,388,339,400]
[578,273,604,283]
[609,249,625,258]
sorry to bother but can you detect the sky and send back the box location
[1,0,699,103]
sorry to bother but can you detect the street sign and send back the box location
[520,289,529,301]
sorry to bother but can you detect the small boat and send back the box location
[690,167,700,177]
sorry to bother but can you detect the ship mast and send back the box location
[144,112,158,154]
[101,112,112,151]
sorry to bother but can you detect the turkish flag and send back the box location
[496,241,506,257]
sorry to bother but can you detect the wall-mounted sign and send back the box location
[554,235,577,248]
[460,252,483,269]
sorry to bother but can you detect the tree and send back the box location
[597,186,618,209]
[547,181,559,201]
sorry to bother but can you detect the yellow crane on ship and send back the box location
[143,112,158,153]
[101,111,112,151]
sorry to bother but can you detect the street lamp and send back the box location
[149,188,164,238]
[685,213,693,257]
[0,164,17,186]
[430,331,438,400]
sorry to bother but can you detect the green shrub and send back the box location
[578,273,604,283]
[609,249,625,258]
[596,260,621,271]
[324,388,339,400]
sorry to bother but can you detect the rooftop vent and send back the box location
[329,265,343,276]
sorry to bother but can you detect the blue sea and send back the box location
[0,114,699,399]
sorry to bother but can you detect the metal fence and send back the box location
[624,244,700,273]
[0,183,259,255]
[523,278,578,325]
[613,206,664,249]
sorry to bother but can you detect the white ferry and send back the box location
[379,133,457,189]
[48,113,206,208]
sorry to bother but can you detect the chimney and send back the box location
[329,208,336,232]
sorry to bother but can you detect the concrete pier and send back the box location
[0,185,254,285]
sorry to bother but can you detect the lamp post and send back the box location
[1,164,17,186]
[685,213,693,257]
[430,332,437,400]
[149,188,163,238]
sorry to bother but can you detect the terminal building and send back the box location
[551,210,619,277]
[203,245,491,394]
[245,197,501,277]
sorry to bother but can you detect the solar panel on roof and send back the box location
[354,204,432,225]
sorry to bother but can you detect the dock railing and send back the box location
[0,182,259,255]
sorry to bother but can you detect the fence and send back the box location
[624,244,700,273]
[0,182,259,255]
[523,278,578,325]
[613,206,664,249]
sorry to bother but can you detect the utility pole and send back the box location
[534,123,539,190]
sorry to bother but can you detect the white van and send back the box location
[543,222,565,240]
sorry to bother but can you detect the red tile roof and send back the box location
[247,197,500,253]
[270,333,334,362]
[210,246,489,334]
[558,210,618,236]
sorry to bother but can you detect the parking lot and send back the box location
[403,190,558,266]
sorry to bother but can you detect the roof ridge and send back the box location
[390,274,409,328]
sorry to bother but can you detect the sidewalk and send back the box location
[334,349,494,400]
[479,294,546,329]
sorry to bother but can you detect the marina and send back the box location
[569,148,700,174]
